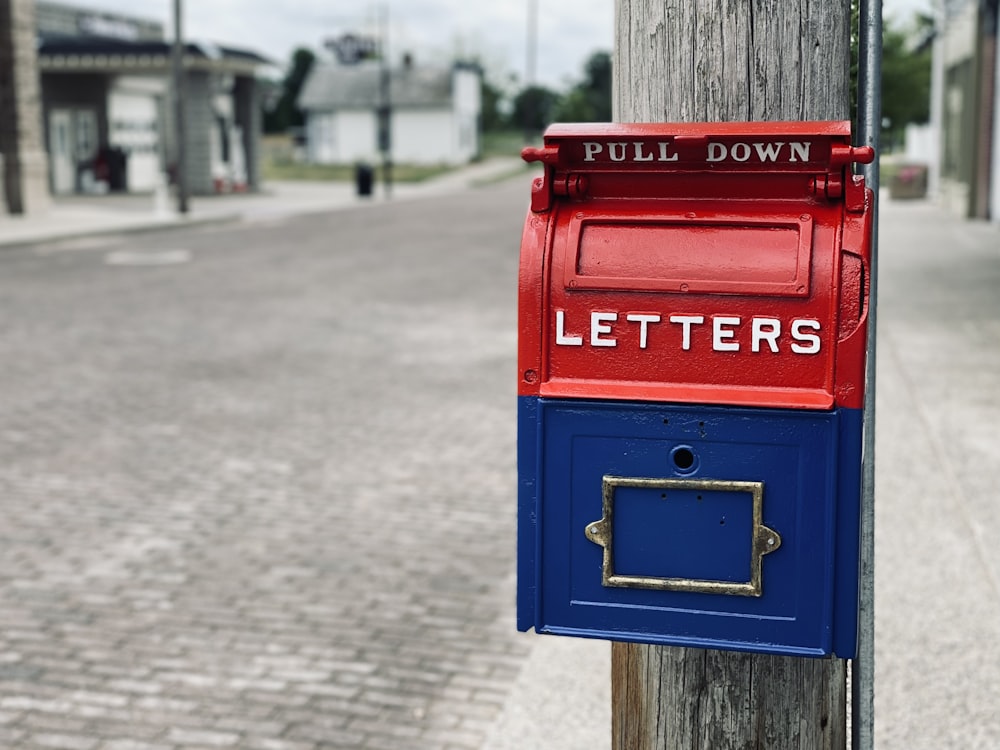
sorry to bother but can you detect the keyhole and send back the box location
[672,447,695,471]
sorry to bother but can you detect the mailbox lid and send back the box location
[541,199,843,409]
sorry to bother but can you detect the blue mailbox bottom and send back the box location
[517,397,863,658]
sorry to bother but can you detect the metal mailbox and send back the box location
[516,121,874,657]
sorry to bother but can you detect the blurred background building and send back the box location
[298,56,481,167]
[916,0,999,221]
[36,0,269,196]
[1,0,270,214]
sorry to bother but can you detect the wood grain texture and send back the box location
[614,0,850,123]
[611,0,851,747]
[612,645,846,749]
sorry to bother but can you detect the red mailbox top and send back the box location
[518,121,873,410]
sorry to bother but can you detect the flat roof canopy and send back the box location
[38,36,269,75]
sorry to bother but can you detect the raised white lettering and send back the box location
[713,316,741,351]
[557,310,823,354]
[555,310,583,346]
[751,318,781,352]
[669,315,705,350]
[579,139,814,165]
[633,142,654,162]
[754,142,784,161]
[789,142,811,162]
[706,142,727,162]
[626,313,661,349]
[730,143,751,162]
[591,312,618,347]
[658,142,679,162]
[790,319,821,353]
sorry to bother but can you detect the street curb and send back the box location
[0,212,241,251]
[0,158,531,252]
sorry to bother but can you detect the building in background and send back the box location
[298,57,481,166]
[927,0,999,222]
[35,0,269,196]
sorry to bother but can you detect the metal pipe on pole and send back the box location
[171,0,188,214]
[854,1,882,748]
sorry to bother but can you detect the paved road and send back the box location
[0,178,531,749]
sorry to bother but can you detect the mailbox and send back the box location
[516,121,873,657]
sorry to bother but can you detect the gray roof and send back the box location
[298,63,456,111]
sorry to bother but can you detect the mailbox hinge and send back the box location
[814,144,874,212]
[523,144,580,212]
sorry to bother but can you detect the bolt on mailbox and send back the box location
[517,121,874,657]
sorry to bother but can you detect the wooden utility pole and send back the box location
[611,2,852,748]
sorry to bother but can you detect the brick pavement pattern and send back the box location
[0,179,532,749]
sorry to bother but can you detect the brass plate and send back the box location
[585,476,782,597]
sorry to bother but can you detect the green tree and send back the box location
[850,4,931,148]
[554,51,612,122]
[480,77,508,132]
[880,14,932,147]
[264,47,316,134]
[511,84,561,134]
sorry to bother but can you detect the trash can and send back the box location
[355,163,373,197]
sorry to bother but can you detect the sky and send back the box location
[53,0,932,91]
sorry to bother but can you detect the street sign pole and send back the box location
[171,0,188,214]
[378,4,392,199]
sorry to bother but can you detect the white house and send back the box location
[298,59,481,166]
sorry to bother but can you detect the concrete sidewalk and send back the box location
[0,156,527,249]
[484,195,1000,749]
[869,197,1000,748]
